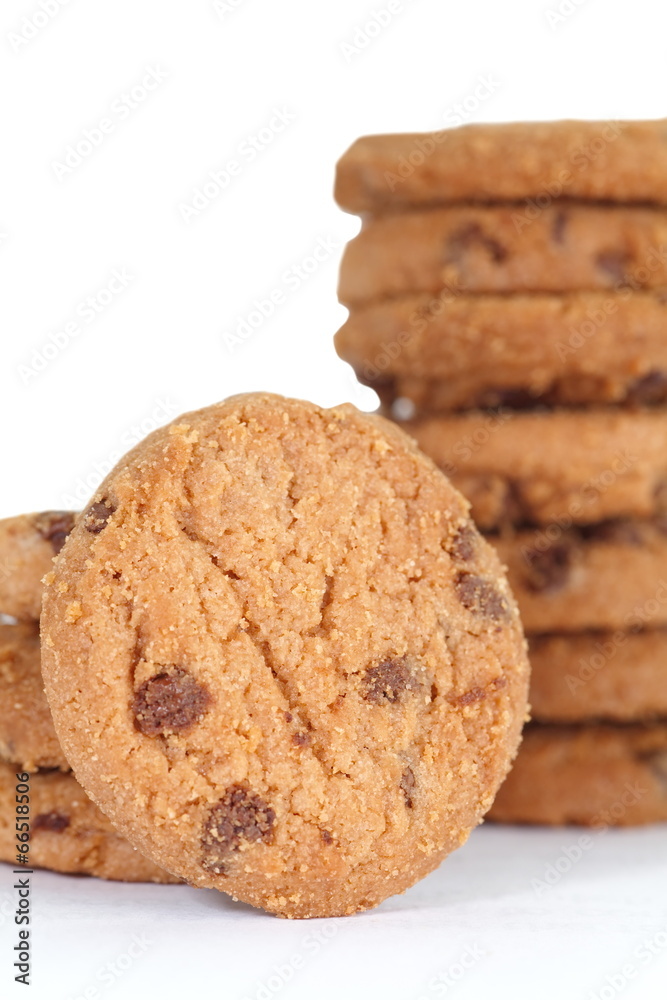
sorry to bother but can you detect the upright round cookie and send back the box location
[41,393,529,918]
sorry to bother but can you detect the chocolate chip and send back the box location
[521,543,573,594]
[455,573,509,620]
[201,785,275,871]
[84,499,116,534]
[34,511,76,554]
[321,829,333,845]
[400,767,416,809]
[626,370,667,406]
[453,686,487,707]
[447,223,508,265]
[362,657,415,704]
[551,209,568,244]
[32,811,70,833]
[449,523,477,562]
[133,667,211,736]
[450,675,506,707]
[581,520,643,546]
[596,249,632,283]
[292,731,310,747]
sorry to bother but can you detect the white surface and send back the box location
[3,825,667,1000]
[1,0,667,996]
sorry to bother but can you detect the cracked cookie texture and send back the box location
[40,393,529,918]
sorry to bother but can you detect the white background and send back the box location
[1,0,667,996]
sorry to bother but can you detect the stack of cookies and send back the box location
[335,119,667,827]
[0,512,178,883]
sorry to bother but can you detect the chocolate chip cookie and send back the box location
[491,518,667,634]
[336,292,667,412]
[40,393,529,918]
[403,407,667,531]
[529,629,667,723]
[488,722,667,826]
[0,512,76,621]
[338,204,667,305]
[335,120,667,213]
[0,623,68,772]
[0,763,179,882]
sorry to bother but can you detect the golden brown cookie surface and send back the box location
[336,292,667,413]
[491,519,667,634]
[404,408,667,531]
[41,393,529,918]
[0,623,69,772]
[339,205,667,305]
[0,762,179,882]
[528,630,667,723]
[489,722,667,827]
[335,120,667,213]
[0,512,76,621]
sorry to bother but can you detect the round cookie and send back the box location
[339,204,667,306]
[528,629,667,723]
[403,407,667,531]
[488,722,667,827]
[336,292,667,412]
[0,512,76,621]
[41,393,529,919]
[491,518,667,634]
[0,763,179,882]
[335,120,667,213]
[0,623,68,772]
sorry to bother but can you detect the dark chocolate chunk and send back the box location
[521,543,573,594]
[34,511,76,554]
[400,767,416,808]
[84,499,116,534]
[453,686,487,707]
[447,223,508,265]
[362,657,415,704]
[32,811,70,833]
[133,667,211,736]
[455,573,509,620]
[201,785,275,870]
[449,524,477,562]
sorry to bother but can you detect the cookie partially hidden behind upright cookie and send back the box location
[41,393,529,918]
[0,511,76,620]
[0,623,69,771]
[0,763,180,883]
